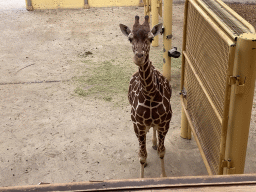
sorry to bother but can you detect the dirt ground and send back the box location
[0,2,256,188]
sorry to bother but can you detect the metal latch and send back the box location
[180,88,187,99]
[222,159,236,174]
[168,47,181,58]
[221,159,228,168]
[180,88,187,109]
[229,75,245,94]
[166,34,173,39]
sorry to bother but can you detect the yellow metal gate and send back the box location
[180,0,256,175]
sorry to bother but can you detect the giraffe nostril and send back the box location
[136,53,144,58]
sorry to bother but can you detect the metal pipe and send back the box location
[139,0,144,7]
[144,0,150,17]
[189,0,233,46]
[181,107,189,139]
[218,45,236,175]
[181,107,191,140]
[180,0,189,139]
[215,0,255,33]
[151,0,159,47]
[84,0,90,9]
[197,0,251,40]
[162,0,173,81]
[187,123,191,140]
[180,0,189,90]
[26,0,33,11]
[224,33,256,174]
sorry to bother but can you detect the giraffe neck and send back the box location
[138,55,158,97]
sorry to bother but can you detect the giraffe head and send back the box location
[120,16,162,66]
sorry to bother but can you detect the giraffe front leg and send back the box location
[157,129,168,177]
[139,135,147,178]
[134,124,147,178]
[160,156,167,177]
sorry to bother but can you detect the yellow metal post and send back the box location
[25,0,33,11]
[180,0,189,139]
[139,0,144,7]
[224,33,256,174]
[27,0,141,9]
[144,0,150,17]
[162,0,172,81]
[151,0,159,47]
[84,0,90,9]
[181,108,191,140]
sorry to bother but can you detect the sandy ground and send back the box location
[0,1,256,188]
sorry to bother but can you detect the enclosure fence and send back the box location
[180,0,256,175]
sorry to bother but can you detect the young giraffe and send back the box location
[120,16,172,178]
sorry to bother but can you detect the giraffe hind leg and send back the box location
[152,127,157,150]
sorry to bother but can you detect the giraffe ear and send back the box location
[151,23,163,37]
[119,24,131,37]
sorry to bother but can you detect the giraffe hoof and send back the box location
[152,145,157,150]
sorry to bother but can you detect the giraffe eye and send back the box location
[149,37,154,43]
[128,37,133,43]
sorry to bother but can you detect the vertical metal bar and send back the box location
[139,0,144,7]
[180,107,188,138]
[181,107,191,139]
[224,33,256,174]
[187,124,191,140]
[26,0,33,11]
[180,0,189,90]
[151,0,159,47]
[84,0,90,9]
[144,0,150,18]
[162,0,173,81]
[180,0,189,138]
[218,45,236,175]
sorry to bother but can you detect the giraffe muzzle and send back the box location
[136,53,144,58]
[133,54,146,66]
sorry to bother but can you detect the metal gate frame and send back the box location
[180,0,256,175]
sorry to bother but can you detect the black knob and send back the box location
[168,47,181,58]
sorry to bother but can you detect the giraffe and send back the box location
[120,15,172,178]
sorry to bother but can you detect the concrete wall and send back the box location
[25,0,141,9]
[25,0,256,10]
[89,0,140,7]
[173,0,256,3]
[1,0,254,11]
